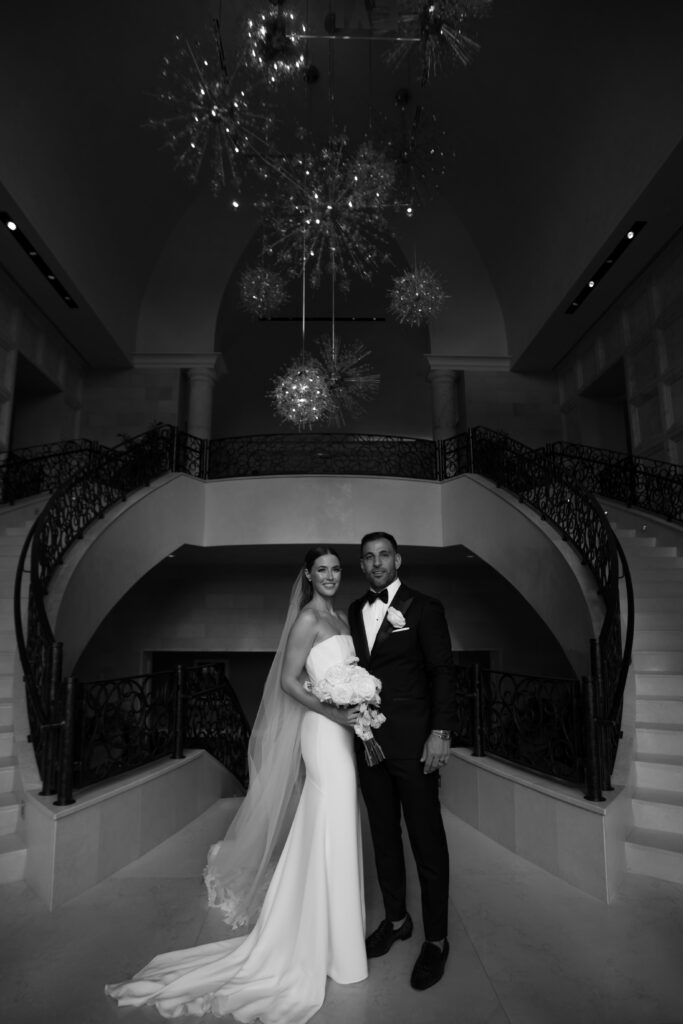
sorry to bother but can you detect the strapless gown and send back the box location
[105,634,367,1022]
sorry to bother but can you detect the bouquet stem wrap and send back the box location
[304,656,386,767]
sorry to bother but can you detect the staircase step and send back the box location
[636,723,683,756]
[635,596,683,614]
[635,612,683,630]
[629,562,683,577]
[633,631,683,652]
[632,583,683,598]
[633,788,683,834]
[0,792,20,836]
[0,727,13,758]
[625,827,683,884]
[0,756,16,794]
[0,630,17,652]
[630,569,683,584]
[0,700,12,728]
[0,832,26,883]
[0,650,16,672]
[633,651,683,673]
[636,694,683,722]
[626,547,682,560]
[0,538,26,550]
[0,675,14,700]
[635,754,683,791]
[635,673,683,698]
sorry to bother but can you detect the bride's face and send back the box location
[307,554,342,598]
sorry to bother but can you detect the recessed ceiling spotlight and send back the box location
[1,210,78,309]
[566,221,646,315]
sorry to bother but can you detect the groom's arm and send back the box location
[417,596,457,732]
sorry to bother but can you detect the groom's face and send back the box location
[360,538,401,592]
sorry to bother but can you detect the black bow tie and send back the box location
[366,589,389,604]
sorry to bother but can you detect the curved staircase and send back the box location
[0,501,42,883]
[611,513,683,884]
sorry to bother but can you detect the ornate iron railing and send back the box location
[13,426,239,803]
[207,431,438,479]
[548,441,683,523]
[0,439,105,504]
[11,423,644,802]
[447,427,632,793]
[70,664,250,796]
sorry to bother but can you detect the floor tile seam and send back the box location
[447,897,515,1024]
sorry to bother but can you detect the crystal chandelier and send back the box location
[380,0,492,83]
[270,360,332,429]
[246,2,306,85]
[258,135,396,290]
[239,265,289,318]
[389,264,448,326]
[149,21,273,196]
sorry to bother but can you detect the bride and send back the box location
[105,545,368,1022]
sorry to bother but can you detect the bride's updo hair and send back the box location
[300,545,341,607]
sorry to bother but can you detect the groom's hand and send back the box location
[420,733,451,774]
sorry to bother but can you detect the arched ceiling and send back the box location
[1,0,683,372]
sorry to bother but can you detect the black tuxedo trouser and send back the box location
[357,754,449,942]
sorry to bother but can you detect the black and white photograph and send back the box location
[0,2,682,1022]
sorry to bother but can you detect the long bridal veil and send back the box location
[204,571,306,928]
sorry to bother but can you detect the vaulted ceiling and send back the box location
[1,0,683,374]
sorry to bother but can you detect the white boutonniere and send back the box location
[386,606,407,629]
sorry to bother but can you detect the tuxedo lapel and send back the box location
[373,585,415,650]
[350,600,371,665]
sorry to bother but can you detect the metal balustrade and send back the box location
[8,424,648,802]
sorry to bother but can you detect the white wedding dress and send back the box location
[105,634,367,1023]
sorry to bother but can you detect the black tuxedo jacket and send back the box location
[348,584,457,759]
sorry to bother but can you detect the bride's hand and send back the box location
[327,704,361,728]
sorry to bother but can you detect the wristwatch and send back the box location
[431,729,451,741]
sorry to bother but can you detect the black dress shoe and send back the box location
[365,913,413,958]
[410,939,450,990]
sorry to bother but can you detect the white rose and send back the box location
[386,606,406,629]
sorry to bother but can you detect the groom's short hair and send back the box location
[360,531,399,554]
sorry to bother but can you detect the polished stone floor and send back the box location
[1,798,682,1024]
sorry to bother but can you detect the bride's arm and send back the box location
[280,610,360,728]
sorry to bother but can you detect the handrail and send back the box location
[549,441,683,523]
[10,423,645,801]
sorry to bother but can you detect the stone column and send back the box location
[187,365,219,440]
[427,359,461,441]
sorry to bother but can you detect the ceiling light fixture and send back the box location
[565,221,646,315]
[1,211,78,309]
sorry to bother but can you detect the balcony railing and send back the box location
[9,425,645,803]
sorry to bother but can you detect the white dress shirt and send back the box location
[362,577,402,652]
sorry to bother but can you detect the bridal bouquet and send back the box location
[305,656,386,766]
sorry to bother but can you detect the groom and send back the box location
[349,531,456,991]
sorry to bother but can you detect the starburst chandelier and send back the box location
[381,0,492,83]
[315,335,380,426]
[389,264,448,326]
[246,2,306,85]
[258,134,396,290]
[149,21,273,196]
[270,359,332,429]
[239,265,289,318]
